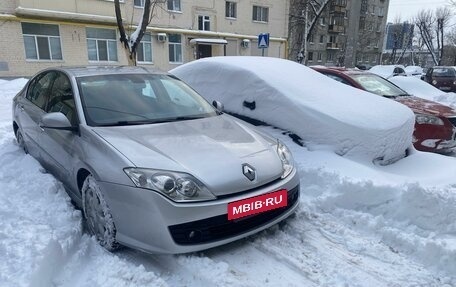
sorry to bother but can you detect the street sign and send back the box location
[258,33,270,49]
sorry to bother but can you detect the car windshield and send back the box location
[77,74,217,126]
[350,74,408,97]
[433,68,455,77]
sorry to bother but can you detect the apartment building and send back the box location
[289,0,390,68]
[0,0,289,77]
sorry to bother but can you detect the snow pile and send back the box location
[171,57,415,163]
[404,66,423,76]
[390,76,456,108]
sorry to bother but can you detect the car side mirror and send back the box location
[40,112,78,132]
[212,100,224,112]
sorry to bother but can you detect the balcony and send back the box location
[328,24,344,33]
[326,42,340,50]
[330,4,346,14]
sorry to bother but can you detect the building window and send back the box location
[320,17,326,26]
[226,1,237,18]
[308,52,314,61]
[328,52,334,62]
[168,34,182,63]
[167,0,181,12]
[198,15,211,31]
[86,27,118,62]
[317,53,322,62]
[319,35,325,44]
[253,6,269,22]
[329,35,337,43]
[359,17,366,30]
[309,33,314,43]
[378,7,384,17]
[134,0,145,7]
[137,32,153,63]
[21,22,62,61]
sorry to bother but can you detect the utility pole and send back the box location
[304,1,309,65]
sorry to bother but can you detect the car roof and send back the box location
[311,66,367,76]
[40,66,166,78]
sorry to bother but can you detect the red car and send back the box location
[312,67,456,153]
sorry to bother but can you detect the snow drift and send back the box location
[171,57,415,164]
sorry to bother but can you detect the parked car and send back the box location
[423,66,456,92]
[313,67,456,153]
[369,65,407,79]
[404,66,424,78]
[12,66,300,254]
[171,57,415,164]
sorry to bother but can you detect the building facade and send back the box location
[288,0,390,68]
[0,0,289,77]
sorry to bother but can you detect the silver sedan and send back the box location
[12,66,300,254]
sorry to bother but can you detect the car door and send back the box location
[16,71,56,158]
[39,72,79,184]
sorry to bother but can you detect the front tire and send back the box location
[15,129,28,154]
[82,174,120,251]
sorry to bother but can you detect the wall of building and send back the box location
[0,0,288,77]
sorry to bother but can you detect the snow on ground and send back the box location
[1,78,456,287]
[390,76,456,108]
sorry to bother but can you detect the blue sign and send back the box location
[258,33,270,49]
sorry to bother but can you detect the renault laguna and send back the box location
[12,66,300,254]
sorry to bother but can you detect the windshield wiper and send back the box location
[383,93,410,98]
[98,115,209,127]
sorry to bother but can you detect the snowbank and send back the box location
[390,76,456,108]
[171,57,415,163]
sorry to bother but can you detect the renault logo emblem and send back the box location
[242,163,256,181]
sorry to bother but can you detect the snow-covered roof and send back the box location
[189,38,228,45]
[171,57,415,163]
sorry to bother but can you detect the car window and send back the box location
[323,73,352,86]
[77,74,217,126]
[350,74,407,97]
[26,72,55,110]
[393,67,405,74]
[433,68,455,77]
[47,72,77,125]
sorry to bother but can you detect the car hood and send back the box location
[92,115,284,196]
[394,96,456,117]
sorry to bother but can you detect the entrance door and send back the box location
[197,44,212,59]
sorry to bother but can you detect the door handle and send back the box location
[19,105,24,112]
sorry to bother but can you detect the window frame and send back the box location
[198,15,211,31]
[86,27,118,62]
[21,22,63,61]
[167,0,182,12]
[168,34,183,64]
[225,1,237,19]
[252,5,269,23]
[137,32,153,64]
[134,0,145,8]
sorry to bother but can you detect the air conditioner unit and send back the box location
[241,39,250,48]
[157,33,167,43]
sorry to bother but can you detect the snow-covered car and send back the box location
[171,57,415,164]
[404,66,424,78]
[12,66,300,254]
[369,65,407,79]
[313,67,456,153]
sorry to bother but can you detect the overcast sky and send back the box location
[387,0,452,22]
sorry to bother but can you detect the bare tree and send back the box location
[288,0,332,63]
[114,0,166,65]
[414,7,453,65]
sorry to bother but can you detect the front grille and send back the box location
[448,117,456,127]
[168,185,300,245]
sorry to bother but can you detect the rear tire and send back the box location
[82,174,120,251]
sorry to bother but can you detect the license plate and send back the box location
[227,189,288,220]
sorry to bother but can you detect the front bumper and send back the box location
[98,168,300,254]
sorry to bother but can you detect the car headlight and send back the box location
[124,168,216,202]
[432,80,437,85]
[415,114,444,125]
[276,141,294,179]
